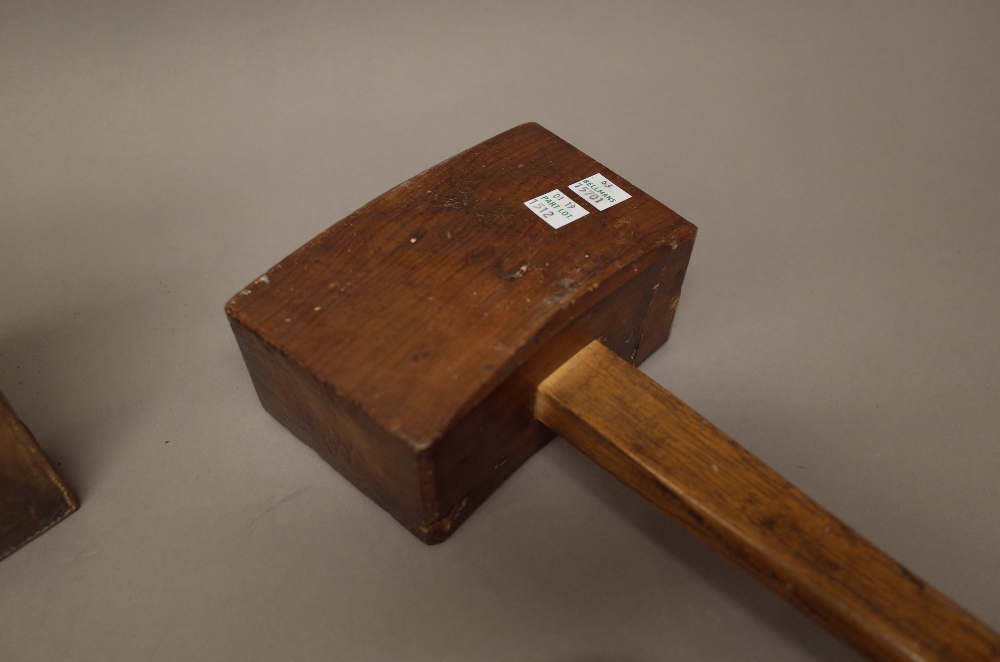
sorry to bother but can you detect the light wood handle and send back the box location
[535,341,1000,662]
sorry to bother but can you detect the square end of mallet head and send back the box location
[0,390,78,561]
[226,122,696,543]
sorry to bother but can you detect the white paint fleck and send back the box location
[410,237,417,243]
[669,240,679,250]
[240,289,251,296]
[313,306,321,312]
[259,274,271,285]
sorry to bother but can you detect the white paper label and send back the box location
[524,189,590,229]
[569,173,632,211]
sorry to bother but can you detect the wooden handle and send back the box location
[535,341,1000,662]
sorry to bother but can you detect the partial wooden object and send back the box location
[227,123,696,542]
[536,341,1000,662]
[0,390,78,561]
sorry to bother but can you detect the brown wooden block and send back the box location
[226,122,696,543]
[0,390,78,561]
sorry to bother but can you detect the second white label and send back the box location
[569,173,632,211]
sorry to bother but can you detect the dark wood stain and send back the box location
[0,390,78,561]
[226,122,695,541]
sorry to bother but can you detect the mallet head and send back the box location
[226,123,696,542]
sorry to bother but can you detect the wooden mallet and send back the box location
[226,123,999,661]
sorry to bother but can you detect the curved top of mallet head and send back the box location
[226,122,695,450]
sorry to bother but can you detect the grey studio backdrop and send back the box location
[1,2,998,661]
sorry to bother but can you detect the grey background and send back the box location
[1,1,998,660]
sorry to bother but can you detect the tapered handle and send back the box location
[535,341,1000,662]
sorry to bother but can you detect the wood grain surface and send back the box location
[0,390,78,562]
[536,341,1000,662]
[227,123,696,541]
